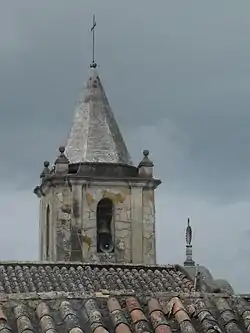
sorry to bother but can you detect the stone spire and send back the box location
[65,67,133,165]
[184,217,195,267]
[34,17,161,264]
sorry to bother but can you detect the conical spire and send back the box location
[65,67,133,165]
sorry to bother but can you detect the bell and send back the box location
[99,234,114,253]
[98,219,110,235]
[97,219,114,253]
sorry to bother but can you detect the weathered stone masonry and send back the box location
[35,67,161,265]
[39,176,159,265]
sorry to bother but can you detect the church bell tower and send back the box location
[34,19,161,264]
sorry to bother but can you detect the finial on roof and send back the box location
[54,146,69,174]
[140,150,154,167]
[138,149,154,178]
[55,146,69,164]
[40,160,50,179]
[186,217,192,245]
[90,14,97,68]
[184,217,195,267]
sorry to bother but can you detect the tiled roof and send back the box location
[0,262,193,294]
[0,262,249,332]
[0,291,250,332]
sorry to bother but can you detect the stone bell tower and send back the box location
[34,64,161,264]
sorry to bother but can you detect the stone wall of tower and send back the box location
[36,66,161,264]
[39,180,157,264]
[39,184,73,261]
[39,189,55,261]
[53,185,73,261]
[142,188,156,264]
[82,181,156,264]
[83,184,132,263]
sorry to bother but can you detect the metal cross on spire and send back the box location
[90,14,97,68]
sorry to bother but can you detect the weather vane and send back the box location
[90,14,97,68]
[186,217,192,245]
[184,217,195,267]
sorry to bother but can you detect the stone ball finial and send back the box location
[55,146,69,166]
[40,160,50,179]
[59,146,65,154]
[138,149,153,167]
[138,149,154,177]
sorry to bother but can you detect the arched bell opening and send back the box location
[96,198,114,253]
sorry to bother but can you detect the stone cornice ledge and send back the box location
[40,175,161,188]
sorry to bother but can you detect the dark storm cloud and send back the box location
[0,1,250,292]
[1,1,250,199]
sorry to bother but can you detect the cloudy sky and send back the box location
[0,1,250,292]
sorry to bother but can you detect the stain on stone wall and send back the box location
[81,227,96,261]
[116,239,125,261]
[83,186,132,263]
[115,206,131,222]
[56,218,71,261]
[142,188,156,264]
[143,232,155,265]
[85,187,131,223]
[102,190,126,203]
[72,199,80,218]
[86,193,95,207]
[55,187,72,261]
[115,221,131,262]
[143,189,155,224]
[70,226,83,261]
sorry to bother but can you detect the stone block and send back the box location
[115,221,131,231]
[57,210,71,222]
[143,222,155,239]
[115,206,131,222]
[83,218,96,229]
[82,227,96,244]
[116,228,130,239]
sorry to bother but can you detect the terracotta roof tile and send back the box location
[0,264,194,294]
[0,294,249,332]
[0,263,249,332]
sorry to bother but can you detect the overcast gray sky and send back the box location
[0,1,250,292]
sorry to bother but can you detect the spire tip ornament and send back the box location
[184,217,195,267]
[90,14,97,68]
[186,217,192,245]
